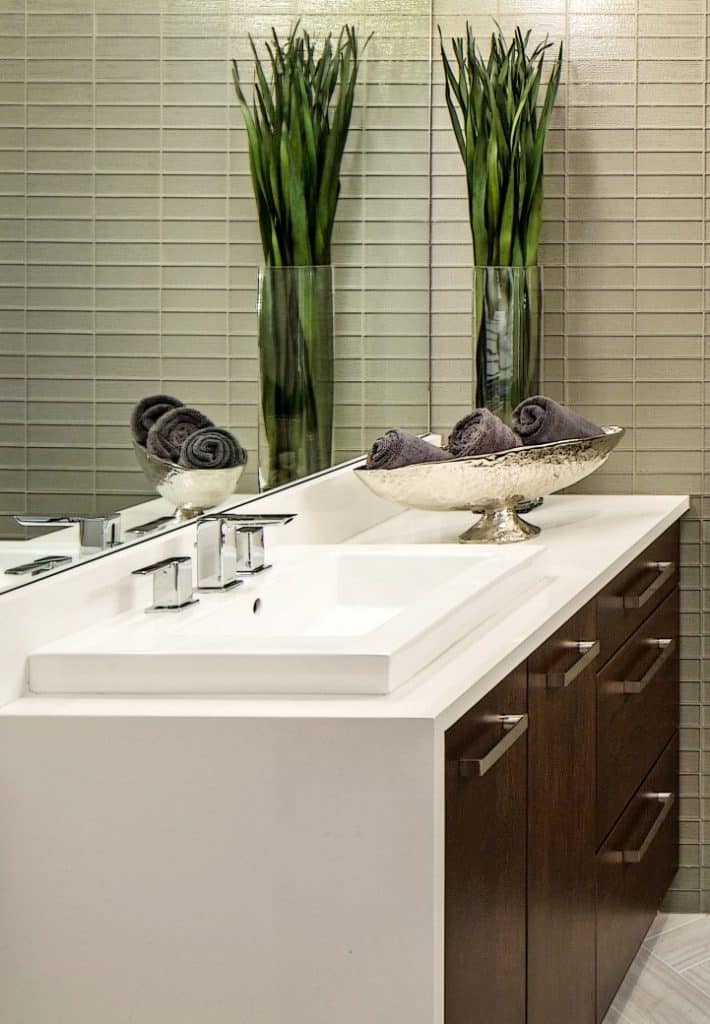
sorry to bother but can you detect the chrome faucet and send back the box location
[14,513,122,550]
[132,556,198,612]
[5,554,73,576]
[196,512,296,590]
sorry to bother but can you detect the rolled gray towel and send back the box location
[446,409,521,457]
[130,394,183,446]
[512,395,603,446]
[366,429,453,470]
[178,427,248,470]
[146,406,214,462]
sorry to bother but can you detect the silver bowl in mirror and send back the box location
[354,426,625,544]
[133,441,244,520]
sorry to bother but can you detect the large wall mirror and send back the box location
[0,0,432,592]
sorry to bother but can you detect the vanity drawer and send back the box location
[596,734,679,1023]
[597,524,679,667]
[597,589,679,846]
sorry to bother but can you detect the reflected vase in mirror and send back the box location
[257,265,335,490]
[474,266,543,426]
[232,22,366,490]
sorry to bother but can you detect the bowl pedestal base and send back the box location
[460,506,541,544]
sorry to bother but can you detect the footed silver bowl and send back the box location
[133,441,244,520]
[354,427,624,544]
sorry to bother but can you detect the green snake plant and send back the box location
[231,23,366,267]
[439,24,563,268]
[439,25,563,419]
[232,23,368,487]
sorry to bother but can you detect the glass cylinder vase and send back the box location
[473,265,543,425]
[256,265,335,490]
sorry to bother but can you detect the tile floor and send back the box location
[603,915,710,1024]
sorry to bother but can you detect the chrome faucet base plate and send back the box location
[196,579,243,593]
[236,563,271,577]
[145,597,200,614]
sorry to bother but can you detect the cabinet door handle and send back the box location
[620,638,675,695]
[623,561,675,609]
[458,714,528,778]
[545,640,600,689]
[621,792,675,864]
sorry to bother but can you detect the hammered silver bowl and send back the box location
[354,426,625,544]
[133,441,244,520]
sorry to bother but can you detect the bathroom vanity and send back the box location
[0,477,688,1024]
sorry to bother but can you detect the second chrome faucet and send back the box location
[195,513,296,592]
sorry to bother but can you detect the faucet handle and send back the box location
[132,555,198,612]
[14,513,122,550]
[217,513,296,527]
[219,512,296,575]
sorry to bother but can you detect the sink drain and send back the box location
[252,597,262,615]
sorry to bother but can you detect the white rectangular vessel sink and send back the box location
[29,544,543,696]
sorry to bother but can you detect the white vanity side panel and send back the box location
[0,714,437,1024]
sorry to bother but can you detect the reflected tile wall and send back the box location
[0,0,431,532]
[431,0,707,911]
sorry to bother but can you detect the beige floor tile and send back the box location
[681,960,710,1001]
[645,913,706,941]
[604,946,662,1024]
[644,916,710,972]
[604,929,710,1024]
[602,1007,634,1024]
[612,953,710,1024]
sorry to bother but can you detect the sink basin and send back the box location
[29,543,543,696]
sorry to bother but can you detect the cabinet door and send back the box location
[597,734,679,1022]
[528,600,598,1024]
[445,664,527,1024]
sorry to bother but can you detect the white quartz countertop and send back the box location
[1,493,688,727]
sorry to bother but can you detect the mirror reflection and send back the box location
[0,0,432,593]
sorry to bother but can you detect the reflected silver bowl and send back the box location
[133,441,244,520]
[354,427,625,544]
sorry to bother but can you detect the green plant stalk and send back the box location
[439,24,563,268]
[233,24,367,488]
[232,23,367,268]
[442,24,558,421]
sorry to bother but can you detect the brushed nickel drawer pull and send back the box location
[546,640,600,689]
[621,638,675,695]
[621,792,675,864]
[623,561,675,610]
[458,714,528,778]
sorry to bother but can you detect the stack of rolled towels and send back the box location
[366,396,603,470]
[130,394,248,470]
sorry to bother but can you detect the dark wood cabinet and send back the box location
[445,664,528,1024]
[594,527,681,1022]
[596,524,679,666]
[597,735,679,1021]
[444,523,681,1024]
[597,589,679,845]
[527,600,598,1024]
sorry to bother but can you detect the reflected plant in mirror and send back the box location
[0,0,432,594]
[232,23,369,489]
